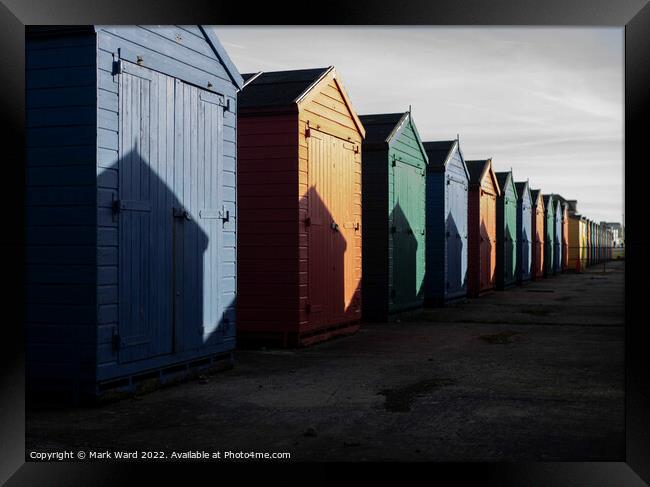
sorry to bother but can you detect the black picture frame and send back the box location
[2,1,647,484]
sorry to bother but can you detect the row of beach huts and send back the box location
[25,26,623,402]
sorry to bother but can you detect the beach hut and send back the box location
[25,26,243,402]
[553,195,563,273]
[530,190,545,279]
[568,214,589,272]
[359,111,428,320]
[561,201,569,271]
[236,67,365,347]
[495,171,518,289]
[466,159,501,297]
[543,195,555,276]
[422,139,469,305]
[515,181,532,283]
[581,217,589,267]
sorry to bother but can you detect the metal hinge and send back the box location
[219,206,230,223]
[222,98,232,113]
[112,59,122,76]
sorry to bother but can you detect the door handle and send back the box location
[331,221,339,232]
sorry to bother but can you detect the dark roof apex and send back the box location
[358,113,407,144]
[239,67,332,109]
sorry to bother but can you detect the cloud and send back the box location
[215,26,623,223]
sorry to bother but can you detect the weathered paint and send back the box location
[423,140,469,305]
[237,67,364,346]
[543,195,555,276]
[515,181,532,282]
[495,171,518,289]
[26,26,242,402]
[360,112,428,320]
[530,190,545,280]
[466,159,500,297]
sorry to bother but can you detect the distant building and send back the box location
[601,222,624,247]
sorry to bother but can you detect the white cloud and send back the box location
[215,26,623,224]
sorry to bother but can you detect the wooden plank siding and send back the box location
[237,114,299,332]
[299,73,363,333]
[424,143,469,305]
[25,31,99,400]
[515,182,533,283]
[361,114,427,320]
[495,173,518,290]
[237,68,363,346]
[26,26,241,401]
[467,160,500,297]
[530,191,545,280]
[360,149,389,320]
[95,26,238,380]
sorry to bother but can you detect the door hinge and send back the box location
[221,98,232,113]
[112,59,122,76]
[305,123,311,138]
[218,206,230,223]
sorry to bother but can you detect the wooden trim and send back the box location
[297,68,365,139]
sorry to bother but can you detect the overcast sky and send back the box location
[216,27,624,224]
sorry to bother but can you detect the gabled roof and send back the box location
[359,111,428,164]
[239,66,365,137]
[239,67,331,109]
[422,139,470,179]
[495,171,517,200]
[358,113,405,144]
[530,189,544,208]
[514,181,532,202]
[26,26,245,90]
[465,159,501,195]
[200,26,245,90]
[543,194,555,213]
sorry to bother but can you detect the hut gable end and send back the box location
[298,68,365,141]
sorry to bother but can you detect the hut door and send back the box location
[505,203,514,280]
[117,62,173,363]
[117,61,225,363]
[172,82,225,351]
[307,130,357,327]
[446,178,463,295]
[392,161,422,308]
[479,192,490,291]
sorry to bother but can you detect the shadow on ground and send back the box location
[26,261,624,461]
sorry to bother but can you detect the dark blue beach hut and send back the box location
[423,139,470,305]
[25,26,243,402]
[515,181,533,283]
